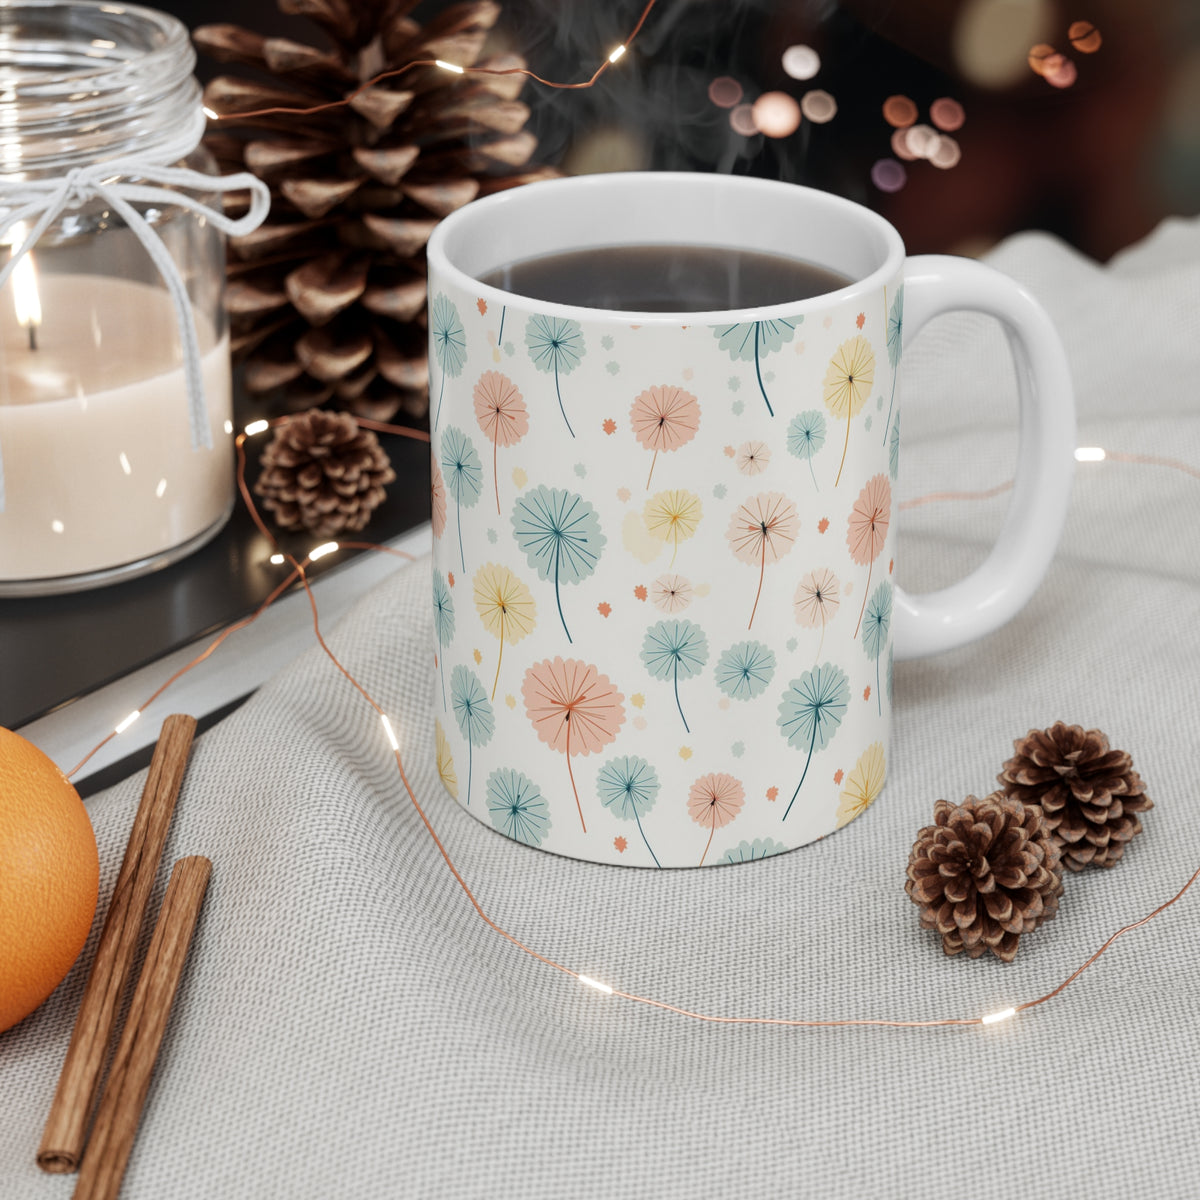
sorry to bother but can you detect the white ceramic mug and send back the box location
[425,172,1074,868]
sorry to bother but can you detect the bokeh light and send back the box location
[729,103,758,136]
[781,44,821,81]
[930,98,965,132]
[954,0,1054,89]
[1044,55,1078,89]
[904,123,938,159]
[1069,20,1102,53]
[882,94,918,128]
[871,159,907,193]
[928,135,962,169]
[800,89,838,123]
[708,76,743,108]
[890,127,918,161]
[1027,43,1056,76]
[752,91,802,138]
[562,127,650,175]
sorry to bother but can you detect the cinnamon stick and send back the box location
[38,714,197,1174]
[73,857,212,1200]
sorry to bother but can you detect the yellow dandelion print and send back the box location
[644,488,703,569]
[435,718,458,800]
[473,562,537,699]
[679,746,693,760]
[835,741,886,828]
[822,334,875,486]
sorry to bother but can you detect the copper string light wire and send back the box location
[205,0,661,124]
[65,416,1200,1032]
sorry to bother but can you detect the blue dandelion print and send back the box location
[431,292,467,428]
[720,838,787,865]
[596,755,662,866]
[432,569,455,709]
[641,618,708,732]
[450,665,495,807]
[883,284,904,442]
[889,413,900,481]
[786,410,827,490]
[714,640,776,701]
[713,317,798,416]
[486,767,551,847]
[778,662,850,819]
[526,313,585,436]
[441,425,483,573]
[862,581,893,715]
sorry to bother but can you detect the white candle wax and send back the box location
[0,274,233,583]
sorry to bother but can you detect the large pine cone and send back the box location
[906,794,1064,962]
[195,0,555,422]
[254,409,396,537]
[997,722,1152,871]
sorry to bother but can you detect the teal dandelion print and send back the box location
[712,316,798,416]
[720,837,787,865]
[432,569,455,709]
[786,410,827,490]
[511,485,604,644]
[714,640,776,701]
[641,618,708,733]
[778,662,850,820]
[486,767,551,847]
[431,292,467,428]
[597,755,662,867]
[450,665,495,808]
[861,580,893,715]
[526,313,586,437]
[883,284,904,443]
[889,413,900,481]
[441,426,483,573]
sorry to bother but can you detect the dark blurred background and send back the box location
[171,0,1200,262]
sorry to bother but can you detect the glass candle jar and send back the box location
[0,1,251,595]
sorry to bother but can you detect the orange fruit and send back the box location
[0,727,99,1034]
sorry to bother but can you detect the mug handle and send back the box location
[892,255,1076,660]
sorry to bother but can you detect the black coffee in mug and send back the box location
[478,244,852,312]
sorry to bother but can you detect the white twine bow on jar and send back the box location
[0,144,271,511]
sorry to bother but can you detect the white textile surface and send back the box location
[3,220,1199,1199]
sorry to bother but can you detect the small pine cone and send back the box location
[998,722,1152,871]
[906,794,1064,962]
[254,409,395,538]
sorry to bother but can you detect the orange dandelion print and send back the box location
[614,836,628,853]
[603,417,617,435]
[833,769,844,785]
[687,772,745,866]
[856,311,865,330]
[522,657,625,832]
[846,473,891,637]
[431,455,447,540]
[818,517,829,533]
[473,370,529,515]
[597,601,612,617]
[766,786,779,801]
[447,571,455,587]
[476,297,487,315]
[634,584,647,601]
[725,491,800,629]
[822,334,875,486]
[863,686,871,701]
[630,384,701,489]
[889,558,894,574]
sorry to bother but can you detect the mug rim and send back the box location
[427,170,906,325]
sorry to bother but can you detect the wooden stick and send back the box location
[72,857,212,1200]
[38,714,197,1174]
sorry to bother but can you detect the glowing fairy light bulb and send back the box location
[578,974,614,994]
[114,710,141,735]
[381,714,400,751]
[309,541,339,561]
[202,105,219,120]
[608,44,626,63]
[981,1007,1017,1025]
[435,59,465,74]
[243,419,270,436]
[1075,446,1107,462]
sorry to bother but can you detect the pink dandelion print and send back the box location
[687,772,746,866]
[473,370,529,514]
[522,657,625,832]
[793,567,840,661]
[651,573,693,614]
[430,454,447,539]
[630,384,700,489]
[736,440,772,476]
[725,492,800,630]
[846,473,891,637]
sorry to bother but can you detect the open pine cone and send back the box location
[997,722,1152,871]
[195,0,555,422]
[254,408,396,536]
[906,794,1064,962]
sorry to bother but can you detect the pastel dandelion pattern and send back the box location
[778,663,850,819]
[650,573,693,613]
[725,491,799,629]
[526,313,585,437]
[822,334,875,486]
[721,837,787,865]
[434,718,458,799]
[714,640,776,701]
[441,426,483,572]
[687,772,745,866]
[596,755,662,866]
[861,581,893,714]
[511,485,604,644]
[735,440,771,476]
[432,569,455,708]
[793,567,840,662]
[846,473,891,637]
[882,285,904,444]
[473,370,529,515]
[630,384,701,488]
[889,413,900,481]
[641,618,708,732]
[712,317,798,416]
[786,410,826,490]
[473,562,537,700]
[486,767,551,846]
[431,292,467,428]
[522,656,625,832]
[450,665,495,807]
[835,741,886,828]
[644,488,702,569]
[430,455,447,540]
